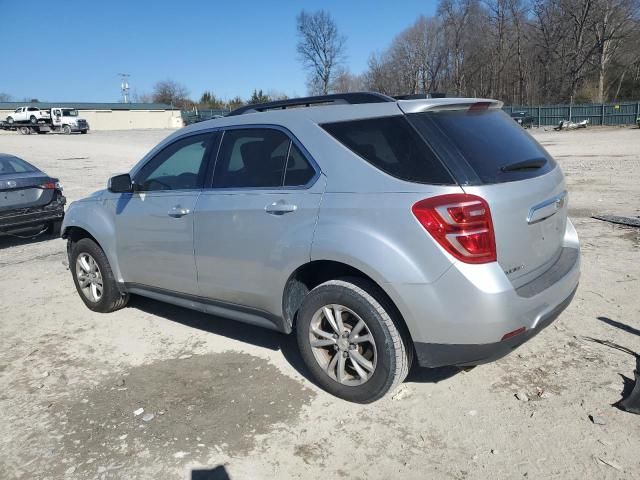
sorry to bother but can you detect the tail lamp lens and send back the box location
[412,194,497,264]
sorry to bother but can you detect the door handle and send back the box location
[168,205,191,218]
[265,201,297,215]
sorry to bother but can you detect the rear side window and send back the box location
[321,116,454,185]
[408,109,556,184]
[284,143,315,186]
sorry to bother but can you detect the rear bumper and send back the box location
[0,195,66,233]
[414,285,577,367]
[386,220,580,368]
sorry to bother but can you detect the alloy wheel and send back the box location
[308,304,377,386]
[75,253,104,303]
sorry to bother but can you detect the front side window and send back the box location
[213,129,290,188]
[135,133,213,191]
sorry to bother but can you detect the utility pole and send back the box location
[118,73,130,103]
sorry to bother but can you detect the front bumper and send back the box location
[0,195,66,234]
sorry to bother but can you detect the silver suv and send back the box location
[62,93,580,403]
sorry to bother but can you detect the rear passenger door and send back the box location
[193,126,324,317]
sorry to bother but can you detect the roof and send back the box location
[0,102,177,111]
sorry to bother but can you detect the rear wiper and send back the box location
[500,158,547,172]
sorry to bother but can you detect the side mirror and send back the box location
[108,174,133,193]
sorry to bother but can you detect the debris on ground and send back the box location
[589,414,606,425]
[554,119,589,130]
[592,215,640,228]
[596,457,622,471]
[142,413,155,422]
[133,408,144,416]
[391,385,412,401]
[515,391,529,402]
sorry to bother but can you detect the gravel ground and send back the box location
[0,126,639,480]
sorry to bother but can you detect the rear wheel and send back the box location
[81,130,87,134]
[29,115,37,124]
[296,278,412,403]
[62,125,72,135]
[70,238,129,312]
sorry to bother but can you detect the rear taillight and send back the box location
[412,193,497,264]
[40,181,62,190]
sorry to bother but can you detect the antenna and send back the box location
[118,73,130,103]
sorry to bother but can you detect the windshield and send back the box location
[0,155,37,176]
[407,109,556,184]
[62,109,79,117]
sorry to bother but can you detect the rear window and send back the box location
[0,156,36,175]
[321,116,454,185]
[408,109,556,184]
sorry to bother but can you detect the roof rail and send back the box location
[227,92,395,116]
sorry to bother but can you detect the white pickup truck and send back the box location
[6,106,51,124]
[2,107,89,135]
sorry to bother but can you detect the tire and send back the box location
[81,130,88,134]
[30,115,37,124]
[296,277,412,403]
[7,117,14,125]
[69,238,129,313]
[62,125,72,135]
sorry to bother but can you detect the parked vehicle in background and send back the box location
[0,153,65,237]
[2,107,89,135]
[510,111,535,128]
[62,93,580,403]
[5,106,51,124]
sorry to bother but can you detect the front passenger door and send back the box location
[113,131,219,295]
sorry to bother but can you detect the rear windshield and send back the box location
[321,116,454,185]
[407,109,556,184]
[0,156,36,175]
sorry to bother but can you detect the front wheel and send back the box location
[296,278,412,403]
[7,117,14,125]
[62,125,72,135]
[70,238,129,312]
[30,115,37,124]
[81,129,87,134]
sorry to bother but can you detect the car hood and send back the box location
[75,189,107,202]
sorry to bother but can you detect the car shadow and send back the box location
[127,295,460,389]
[0,231,58,249]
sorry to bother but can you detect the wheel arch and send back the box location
[282,260,414,346]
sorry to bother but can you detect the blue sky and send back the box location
[1,1,438,102]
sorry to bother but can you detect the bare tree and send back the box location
[296,10,347,95]
[152,80,191,108]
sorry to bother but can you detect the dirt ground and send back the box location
[0,126,638,480]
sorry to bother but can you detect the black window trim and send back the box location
[130,129,221,194]
[206,124,321,191]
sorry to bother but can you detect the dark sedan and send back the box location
[0,153,65,237]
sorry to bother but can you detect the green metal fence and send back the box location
[503,101,640,127]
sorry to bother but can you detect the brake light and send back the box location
[412,194,497,264]
[40,182,56,189]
